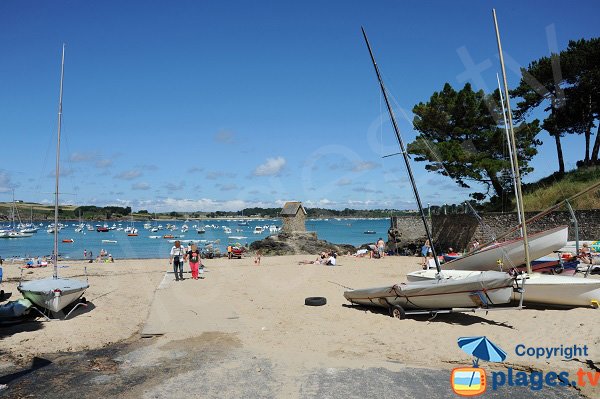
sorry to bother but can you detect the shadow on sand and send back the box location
[342,303,515,329]
[0,356,52,385]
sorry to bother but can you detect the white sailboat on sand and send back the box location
[442,225,568,271]
[18,44,89,317]
[406,10,600,309]
[343,29,519,318]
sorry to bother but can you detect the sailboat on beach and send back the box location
[18,44,89,315]
[343,28,519,317]
[405,10,600,309]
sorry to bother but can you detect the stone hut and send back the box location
[280,201,307,233]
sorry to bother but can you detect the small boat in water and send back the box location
[62,239,74,243]
[363,230,376,234]
[102,239,117,244]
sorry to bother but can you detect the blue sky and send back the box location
[1,0,598,212]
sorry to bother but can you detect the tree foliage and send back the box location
[407,82,541,202]
[513,37,600,169]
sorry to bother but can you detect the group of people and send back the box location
[298,250,337,266]
[169,240,204,281]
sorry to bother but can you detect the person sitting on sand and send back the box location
[579,243,593,264]
[324,252,337,266]
[298,253,327,265]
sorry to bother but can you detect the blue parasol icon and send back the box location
[457,336,507,367]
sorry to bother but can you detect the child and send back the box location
[254,250,262,265]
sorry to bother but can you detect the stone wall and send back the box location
[387,209,599,254]
[387,215,431,254]
[432,209,600,252]
[281,211,306,233]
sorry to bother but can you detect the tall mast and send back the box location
[492,10,531,274]
[496,73,523,236]
[54,43,65,279]
[361,27,442,274]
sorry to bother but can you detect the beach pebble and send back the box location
[256,367,262,372]
[0,384,7,391]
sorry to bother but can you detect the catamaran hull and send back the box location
[511,274,600,307]
[344,271,514,310]
[443,226,568,271]
[407,269,600,307]
[18,277,88,313]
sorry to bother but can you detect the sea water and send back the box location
[0,218,391,260]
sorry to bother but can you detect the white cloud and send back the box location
[132,182,150,190]
[0,170,17,192]
[352,161,378,172]
[96,159,113,168]
[214,129,234,143]
[336,178,352,186]
[164,181,184,191]
[254,156,286,176]
[115,169,142,180]
[70,152,95,162]
[219,184,239,191]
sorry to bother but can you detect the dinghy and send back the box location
[343,29,518,317]
[344,271,514,310]
[442,225,568,271]
[18,45,89,316]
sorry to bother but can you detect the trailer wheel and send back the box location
[391,305,406,320]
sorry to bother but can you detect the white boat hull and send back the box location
[18,277,89,313]
[407,269,600,308]
[512,273,600,307]
[344,271,514,310]
[443,226,568,271]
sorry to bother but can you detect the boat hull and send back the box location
[344,271,514,310]
[18,277,88,313]
[407,269,600,307]
[511,274,600,307]
[443,226,568,271]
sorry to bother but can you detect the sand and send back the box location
[1,254,599,397]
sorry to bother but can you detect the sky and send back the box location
[1,0,599,212]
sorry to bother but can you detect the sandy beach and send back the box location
[1,254,598,398]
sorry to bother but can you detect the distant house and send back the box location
[280,201,307,233]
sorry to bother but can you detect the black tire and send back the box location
[391,305,406,320]
[305,297,327,306]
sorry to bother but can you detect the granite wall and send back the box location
[387,210,599,254]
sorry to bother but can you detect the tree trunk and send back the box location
[488,171,505,200]
[551,132,565,174]
[591,124,600,162]
[585,126,591,164]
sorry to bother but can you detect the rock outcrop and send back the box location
[249,232,356,256]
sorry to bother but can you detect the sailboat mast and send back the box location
[492,10,532,274]
[53,43,66,279]
[496,73,523,236]
[361,27,441,274]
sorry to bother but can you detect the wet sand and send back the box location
[0,255,598,398]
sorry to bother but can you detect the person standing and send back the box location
[185,244,202,280]
[170,240,185,281]
[377,238,385,258]
[227,245,233,259]
[83,249,87,259]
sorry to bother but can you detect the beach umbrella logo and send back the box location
[451,336,507,397]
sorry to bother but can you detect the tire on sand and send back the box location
[304,297,327,306]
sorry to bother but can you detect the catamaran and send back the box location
[405,10,600,309]
[18,44,89,316]
[343,28,518,317]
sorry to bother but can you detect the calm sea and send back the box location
[0,218,391,260]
